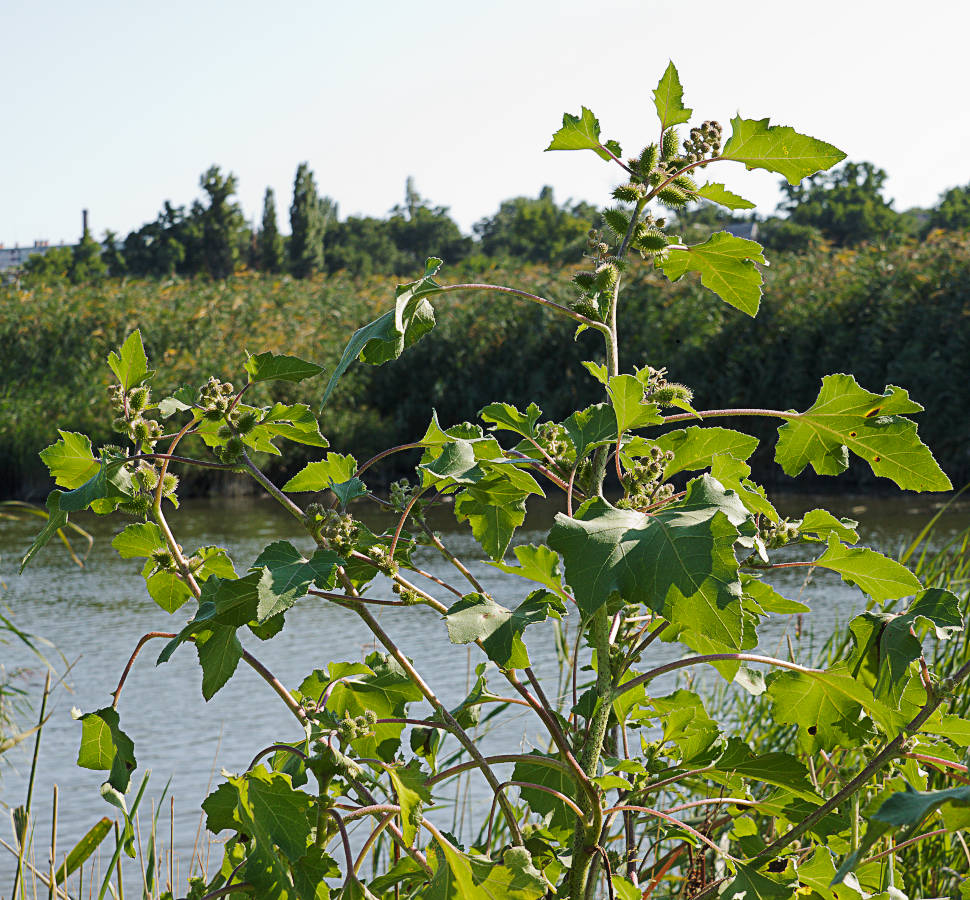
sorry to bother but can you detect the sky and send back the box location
[2,0,969,246]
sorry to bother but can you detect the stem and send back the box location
[353,812,396,875]
[662,407,794,425]
[569,608,613,900]
[240,649,308,725]
[436,283,609,332]
[418,524,486,594]
[351,604,524,845]
[609,806,739,862]
[242,452,305,520]
[246,744,307,773]
[355,443,424,479]
[127,453,234,470]
[486,781,587,846]
[862,827,948,865]
[112,632,179,707]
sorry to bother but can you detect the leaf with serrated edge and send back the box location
[721,115,846,184]
[283,453,358,492]
[549,475,747,653]
[244,350,324,384]
[545,107,613,161]
[112,523,165,558]
[21,491,68,572]
[74,706,136,793]
[196,625,242,700]
[653,61,692,131]
[813,536,921,601]
[39,431,100,488]
[386,760,431,846]
[107,330,151,391]
[479,401,542,439]
[657,231,766,316]
[696,182,756,210]
[487,544,569,602]
[606,375,663,434]
[655,426,759,477]
[775,373,951,491]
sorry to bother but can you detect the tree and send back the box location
[199,165,244,279]
[387,179,472,268]
[258,187,285,273]
[70,225,107,283]
[778,160,899,246]
[101,230,127,277]
[289,163,331,278]
[474,186,599,262]
[925,182,970,234]
[22,246,72,283]
[325,216,404,275]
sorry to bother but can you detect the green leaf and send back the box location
[386,760,432,846]
[606,375,663,434]
[252,402,329,453]
[798,509,860,544]
[696,182,756,210]
[643,690,721,764]
[511,753,581,830]
[653,61,692,132]
[721,115,847,184]
[39,430,100,488]
[330,476,368,508]
[283,453,358,492]
[59,454,134,513]
[479,402,542,440]
[244,350,324,384]
[549,476,747,655]
[813,536,922,601]
[657,231,766,316]
[421,440,485,485]
[833,784,970,884]
[655,426,760,477]
[74,706,137,793]
[196,625,243,700]
[241,767,314,862]
[53,817,112,884]
[564,403,617,460]
[720,863,794,900]
[320,258,442,408]
[713,739,818,801]
[112,522,165,558]
[145,570,193,613]
[20,491,68,572]
[107,330,151,390]
[743,575,810,615]
[775,373,951,491]
[445,590,564,669]
[765,663,880,753]
[454,469,542,560]
[708,454,778,521]
[486,544,569,602]
[251,541,341,621]
[545,107,614,161]
[795,847,866,899]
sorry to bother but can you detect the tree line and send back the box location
[19,160,970,285]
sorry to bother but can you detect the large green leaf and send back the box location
[20,491,68,572]
[111,522,165,558]
[244,350,324,384]
[720,115,846,184]
[795,848,865,900]
[833,784,970,884]
[640,690,721,764]
[712,738,818,801]
[386,760,431,846]
[653,61,692,132]
[606,375,663,434]
[657,231,766,316]
[283,453,358,492]
[696,182,756,210]
[196,625,243,700]
[427,839,547,900]
[479,402,542,440]
[320,258,442,408]
[59,454,135,513]
[812,537,922,601]
[564,403,617,460]
[511,753,581,830]
[548,475,748,652]
[454,469,542,560]
[444,590,564,669]
[655,426,759,477]
[145,569,193,613]
[107,330,151,391]
[545,107,615,161]
[74,706,137,793]
[720,863,794,900]
[486,544,569,602]
[39,430,100,488]
[250,540,341,621]
[774,373,951,491]
[765,663,880,753]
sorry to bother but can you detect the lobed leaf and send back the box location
[545,107,615,161]
[39,430,100,488]
[653,61,693,132]
[775,373,951,491]
[695,182,756,210]
[107,330,152,391]
[243,350,324,384]
[721,115,847,184]
[657,231,766,316]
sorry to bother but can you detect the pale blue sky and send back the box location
[3,0,968,246]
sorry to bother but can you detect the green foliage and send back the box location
[778,161,899,246]
[259,186,286,273]
[925,180,970,234]
[289,162,331,278]
[19,64,969,900]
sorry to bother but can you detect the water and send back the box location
[0,491,966,888]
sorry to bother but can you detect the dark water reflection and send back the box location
[0,491,966,883]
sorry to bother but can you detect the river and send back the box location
[0,490,967,890]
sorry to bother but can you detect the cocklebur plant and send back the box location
[23,62,970,900]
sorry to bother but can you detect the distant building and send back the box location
[722,222,759,241]
[0,240,75,272]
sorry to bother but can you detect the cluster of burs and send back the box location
[198,376,260,463]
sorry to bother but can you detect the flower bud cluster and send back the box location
[639,366,693,408]
[318,509,359,555]
[198,377,236,419]
[389,479,423,519]
[761,518,801,549]
[368,545,399,577]
[108,384,163,448]
[536,422,574,471]
[618,445,675,510]
[391,582,422,605]
[337,709,377,743]
[680,120,722,165]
